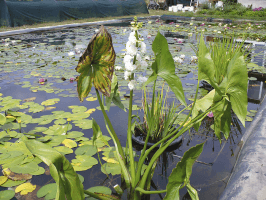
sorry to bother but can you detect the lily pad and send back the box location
[0,190,15,200]
[101,163,121,175]
[71,155,98,171]
[37,183,57,200]
[75,145,97,156]
[54,146,73,155]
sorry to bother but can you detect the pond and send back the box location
[0,18,266,200]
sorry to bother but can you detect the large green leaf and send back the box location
[198,35,220,94]
[224,54,248,126]
[192,89,215,131]
[212,98,228,142]
[147,32,186,106]
[76,25,116,101]
[164,143,204,200]
[24,140,84,200]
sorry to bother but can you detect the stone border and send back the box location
[219,95,266,200]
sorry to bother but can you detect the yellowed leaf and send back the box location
[62,139,77,148]
[45,107,56,111]
[102,157,119,164]
[6,116,16,119]
[2,168,11,176]
[23,97,36,102]
[32,90,38,92]
[85,108,96,114]
[0,176,8,185]
[0,93,3,97]
[86,97,97,101]
[15,182,36,195]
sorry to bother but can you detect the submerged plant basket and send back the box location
[132,126,182,150]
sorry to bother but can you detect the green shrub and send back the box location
[206,9,215,15]
[214,11,223,15]
[197,9,208,14]
[245,10,259,17]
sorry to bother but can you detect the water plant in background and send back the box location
[134,84,180,143]
[13,16,248,200]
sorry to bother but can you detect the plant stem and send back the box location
[127,84,136,187]
[135,187,167,194]
[95,90,125,162]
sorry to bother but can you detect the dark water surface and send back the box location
[0,20,265,200]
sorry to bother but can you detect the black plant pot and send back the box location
[132,126,182,151]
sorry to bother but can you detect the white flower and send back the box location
[4,43,9,47]
[95,29,99,33]
[128,80,136,90]
[218,31,221,34]
[218,23,222,26]
[190,23,193,26]
[224,24,228,27]
[190,56,198,62]
[128,32,137,44]
[136,53,142,62]
[213,30,217,32]
[144,56,150,61]
[115,66,122,70]
[125,62,136,71]
[68,51,75,56]
[147,34,151,39]
[75,47,81,54]
[180,54,185,59]
[137,76,148,83]
[140,42,146,54]
[123,29,127,33]
[11,40,16,45]
[174,56,183,64]
[4,38,10,42]
[123,54,133,63]
[124,70,132,80]
[126,41,137,55]
[140,60,148,68]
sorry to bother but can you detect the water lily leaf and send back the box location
[62,139,77,148]
[54,146,73,155]
[3,168,32,181]
[1,179,26,187]
[75,145,97,156]
[101,163,121,175]
[71,155,98,171]
[37,183,57,200]
[45,106,56,111]
[54,119,67,125]
[15,182,36,195]
[0,113,6,125]
[41,98,60,106]
[68,105,87,113]
[66,131,84,139]
[0,190,15,200]
[86,97,97,101]
[0,151,24,165]
[46,135,67,147]
[85,186,112,199]
[85,108,96,114]
[102,157,119,164]
[76,25,116,101]
[10,162,39,174]
[0,176,8,185]
[23,97,36,102]
[29,166,45,175]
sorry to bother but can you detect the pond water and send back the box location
[0,19,265,200]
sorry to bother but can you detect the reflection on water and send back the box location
[0,21,265,200]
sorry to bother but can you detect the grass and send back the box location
[0,9,265,33]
